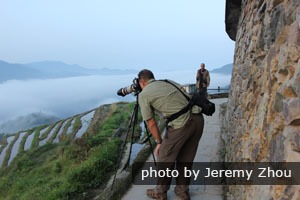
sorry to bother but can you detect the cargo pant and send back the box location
[155,113,204,195]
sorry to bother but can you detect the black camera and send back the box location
[117,77,142,97]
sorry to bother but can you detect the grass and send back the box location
[0,137,122,200]
[97,103,134,137]
[0,140,119,200]
[0,103,133,200]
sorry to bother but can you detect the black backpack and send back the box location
[162,80,215,125]
[190,92,215,116]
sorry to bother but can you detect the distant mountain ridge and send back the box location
[211,63,233,75]
[0,112,60,134]
[0,60,138,83]
[26,61,92,75]
[0,60,44,81]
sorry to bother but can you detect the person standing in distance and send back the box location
[137,69,204,200]
[196,63,210,97]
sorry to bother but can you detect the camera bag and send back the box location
[190,92,215,116]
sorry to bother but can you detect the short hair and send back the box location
[138,69,155,81]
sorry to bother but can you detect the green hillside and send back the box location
[0,102,148,200]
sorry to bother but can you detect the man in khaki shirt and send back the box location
[138,69,204,200]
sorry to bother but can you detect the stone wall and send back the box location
[224,0,300,199]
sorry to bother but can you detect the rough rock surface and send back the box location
[224,0,300,199]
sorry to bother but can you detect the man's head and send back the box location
[201,63,205,70]
[138,69,155,89]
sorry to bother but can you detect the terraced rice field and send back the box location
[0,108,97,168]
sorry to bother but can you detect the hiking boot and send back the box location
[175,191,190,200]
[146,188,167,200]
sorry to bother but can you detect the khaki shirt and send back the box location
[138,79,201,129]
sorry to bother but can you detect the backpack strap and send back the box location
[162,79,191,102]
[159,80,193,125]
[165,104,191,125]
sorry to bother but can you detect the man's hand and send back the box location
[146,117,162,157]
[155,144,161,156]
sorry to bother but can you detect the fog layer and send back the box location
[0,70,230,133]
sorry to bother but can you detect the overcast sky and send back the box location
[0,0,235,71]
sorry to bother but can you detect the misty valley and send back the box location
[0,61,232,134]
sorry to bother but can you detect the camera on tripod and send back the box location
[117,77,142,97]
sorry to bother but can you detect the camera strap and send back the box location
[159,79,193,125]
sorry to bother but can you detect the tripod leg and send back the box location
[111,102,138,188]
[122,102,139,170]
[143,121,156,166]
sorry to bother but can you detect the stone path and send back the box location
[122,98,228,200]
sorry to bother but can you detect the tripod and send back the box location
[112,94,156,187]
